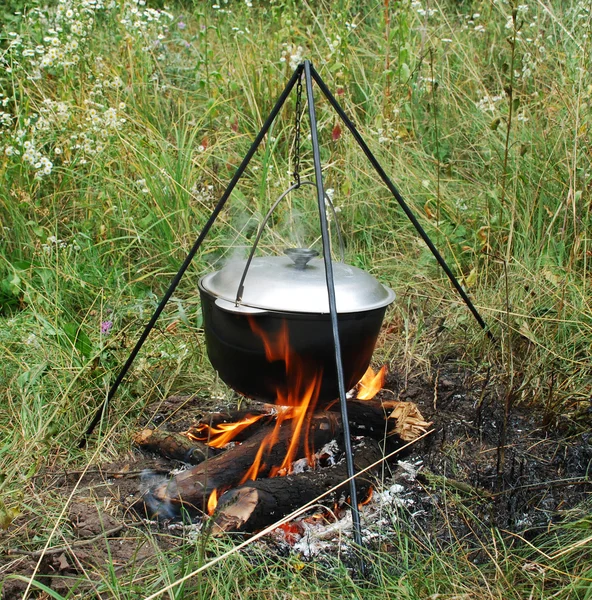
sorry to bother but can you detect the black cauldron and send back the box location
[199,248,395,404]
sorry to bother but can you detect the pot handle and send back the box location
[235,181,345,305]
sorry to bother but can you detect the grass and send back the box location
[0,0,591,597]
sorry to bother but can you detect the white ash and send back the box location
[169,465,189,476]
[293,512,353,558]
[317,439,340,465]
[285,460,419,558]
[374,483,407,505]
[397,459,423,481]
[290,440,343,474]
[291,457,309,474]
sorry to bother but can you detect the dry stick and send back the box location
[501,10,518,260]
[143,429,434,600]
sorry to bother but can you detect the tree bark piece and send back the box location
[133,429,219,465]
[212,438,384,533]
[143,412,342,517]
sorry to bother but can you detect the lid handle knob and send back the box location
[284,247,319,269]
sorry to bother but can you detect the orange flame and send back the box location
[240,320,323,483]
[195,322,385,488]
[356,365,387,400]
[207,488,218,515]
[188,413,268,448]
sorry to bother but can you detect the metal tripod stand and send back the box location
[81,60,492,562]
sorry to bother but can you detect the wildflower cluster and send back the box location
[324,34,345,67]
[0,0,135,178]
[190,183,215,206]
[571,0,591,26]
[1,91,127,177]
[41,235,81,254]
[212,2,233,15]
[459,12,486,35]
[411,1,438,19]
[0,94,13,131]
[280,44,304,70]
[502,4,552,82]
[5,0,112,79]
[119,0,174,61]
[375,117,406,145]
[475,93,505,113]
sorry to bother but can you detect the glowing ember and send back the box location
[207,488,218,515]
[356,365,387,400]
[358,485,373,507]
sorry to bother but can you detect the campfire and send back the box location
[136,321,431,534]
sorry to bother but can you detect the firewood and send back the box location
[189,399,431,446]
[133,429,220,465]
[143,412,342,517]
[212,437,384,533]
[324,399,432,442]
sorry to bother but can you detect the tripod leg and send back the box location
[80,64,305,446]
[310,65,494,342]
[303,61,365,559]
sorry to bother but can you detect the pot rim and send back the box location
[199,272,396,315]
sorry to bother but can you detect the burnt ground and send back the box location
[1,361,591,597]
[381,364,591,550]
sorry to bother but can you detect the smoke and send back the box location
[140,469,179,520]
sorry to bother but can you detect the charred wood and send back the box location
[143,412,342,517]
[133,429,220,465]
[213,438,384,533]
[189,399,430,448]
[324,399,432,442]
[187,408,275,444]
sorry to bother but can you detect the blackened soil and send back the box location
[378,363,592,547]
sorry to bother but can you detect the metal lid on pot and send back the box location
[199,248,396,314]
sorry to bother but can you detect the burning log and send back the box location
[187,408,275,446]
[188,399,431,448]
[212,437,384,533]
[143,412,342,517]
[132,429,219,465]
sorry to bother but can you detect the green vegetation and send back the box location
[0,0,590,597]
